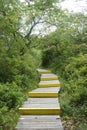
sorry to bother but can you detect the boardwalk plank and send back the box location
[29,87,60,92]
[39,80,60,87]
[23,98,59,104]
[41,73,58,80]
[19,98,60,115]
[15,115,63,130]
[21,98,60,108]
[28,87,60,98]
[37,69,51,74]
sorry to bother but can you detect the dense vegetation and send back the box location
[41,13,87,130]
[0,0,87,130]
[0,0,42,129]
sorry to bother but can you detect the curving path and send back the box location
[15,68,63,130]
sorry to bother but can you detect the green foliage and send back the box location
[0,82,26,129]
[41,11,87,130]
[0,83,25,109]
[0,46,41,128]
[42,46,57,67]
[61,54,87,119]
[0,0,42,129]
[70,87,87,107]
[65,54,87,83]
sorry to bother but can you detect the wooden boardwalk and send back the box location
[15,69,63,130]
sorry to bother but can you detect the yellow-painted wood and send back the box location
[37,69,51,74]
[39,71,51,74]
[28,92,58,98]
[39,83,60,88]
[19,108,61,115]
[41,77,58,81]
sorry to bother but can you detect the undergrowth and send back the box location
[0,49,42,130]
[42,47,87,130]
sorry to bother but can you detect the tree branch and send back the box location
[25,16,43,38]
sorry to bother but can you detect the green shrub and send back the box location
[70,88,87,106]
[0,82,26,129]
[0,48,41,129]
[65,54,87,80]
[0,83,26,110]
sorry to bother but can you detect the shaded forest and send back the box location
[0,0,87,129]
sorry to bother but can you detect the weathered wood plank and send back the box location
[37,68,51,74]
[19,108,61,115]
[23,98,59,104]
[17,115,61,121]
[29,87,60,92]
[22,104,59,108]
[39,80,60,87]
[15,115,63,130]
[28,87,60,98]
[41,73,58,81]
[19,98,60,115]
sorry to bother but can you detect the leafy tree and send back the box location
[0,0,42,129]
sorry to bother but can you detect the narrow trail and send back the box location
[15,68,63,130]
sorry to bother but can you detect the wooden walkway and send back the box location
[15,69,63,130]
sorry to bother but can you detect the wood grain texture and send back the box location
[15,115,63,130]
[39,80,60,87]
[41,73,58,80]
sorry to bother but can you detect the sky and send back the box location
[60,0,87,13]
